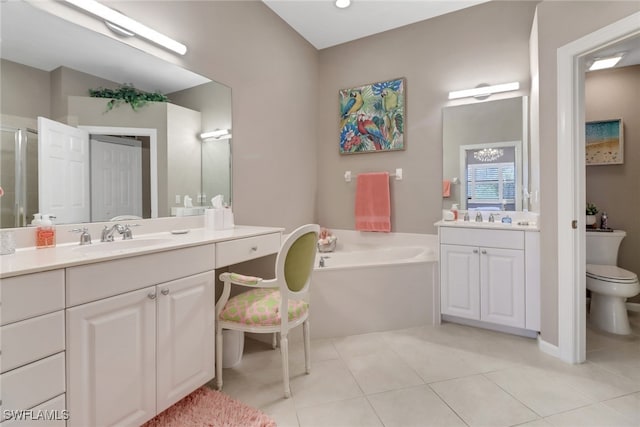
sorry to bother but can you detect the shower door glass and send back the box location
[0,127,38,227]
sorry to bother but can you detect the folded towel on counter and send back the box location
[355,172,391,232]
[442,180,451,197]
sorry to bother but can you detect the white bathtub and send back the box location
[309,230,439,339]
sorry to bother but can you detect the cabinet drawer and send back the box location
[1,311,65,373]
[0,270,65,326]
[216,233,281,267]
[0,353,65,416]
[67,244,215,306]
[2,394,66,427]
[440,227,524,250]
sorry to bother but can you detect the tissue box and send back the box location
[205,208,224,230]
[205,208,234,230]
[223,208,234,229]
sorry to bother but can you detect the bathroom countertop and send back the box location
[0,225,284,278]
[435,219,540,231]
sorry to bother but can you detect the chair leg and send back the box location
[280,333,291,398]
[272,332,277,349]
[216,325,223,390]
[303,319,311,374]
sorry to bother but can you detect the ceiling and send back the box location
[263,0,640,68]
[262,0,490,50]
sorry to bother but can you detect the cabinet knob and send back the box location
[473,249,479,254]
[251,246,258,251]
[161,289,170,296]
[481,249,487,254]
[148,292,157,300]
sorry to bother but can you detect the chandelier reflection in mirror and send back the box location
[474,148,504,162]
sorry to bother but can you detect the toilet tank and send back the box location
[585,230,626,265]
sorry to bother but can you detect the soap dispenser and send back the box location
[36,214,56,248]
[451,204,459,221]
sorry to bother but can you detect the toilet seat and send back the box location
[586,264,638,283]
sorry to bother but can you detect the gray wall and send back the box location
[585,65,640,302]
[316,1,536,233]
[1,59,51,121]
[535,1,640,345]
[50,66,118,121]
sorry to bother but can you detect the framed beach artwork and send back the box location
[585,119,623,165]
[339,77,405,154]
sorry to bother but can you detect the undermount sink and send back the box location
[72,238,174,254]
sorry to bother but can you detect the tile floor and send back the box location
[209,310,640,427]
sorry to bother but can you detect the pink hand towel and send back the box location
[442,180,451,197]
[355,172,391,232]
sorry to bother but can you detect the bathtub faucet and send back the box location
[319,256,330,268]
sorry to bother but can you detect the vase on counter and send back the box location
[586,215,597,227]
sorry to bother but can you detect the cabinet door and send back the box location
[480,248,525,328]
[156,271,215,413]
[440,244,480,320]
[67,286,156,427]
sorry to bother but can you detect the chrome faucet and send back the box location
[101,224,125,242]
[70,227,92,245]
[475,212,483,222]
[489,213,496,223]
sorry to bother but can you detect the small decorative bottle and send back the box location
[451,204,459,221]
[600,212,608,230]
[36,214,56,248]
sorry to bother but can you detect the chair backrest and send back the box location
[276,224,319,295]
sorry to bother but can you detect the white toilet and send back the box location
[586,230,640,335]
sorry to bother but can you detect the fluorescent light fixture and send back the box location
[63,0,187,55]
[200,129,231,140]
[448,82,520,100]
[335,0,351,9]
[589,55,623,71]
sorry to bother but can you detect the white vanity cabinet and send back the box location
[0,270,67,425]
[439,225,539,335]
[0,225,283,427]
[65,245,216,427]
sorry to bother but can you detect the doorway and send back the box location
[557,12,640,363]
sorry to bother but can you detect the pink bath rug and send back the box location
[142,386,276,427]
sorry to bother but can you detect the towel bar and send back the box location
[344,168,402,183]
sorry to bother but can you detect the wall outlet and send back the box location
[175,195,181,204]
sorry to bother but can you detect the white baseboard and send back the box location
[538,336,560,358]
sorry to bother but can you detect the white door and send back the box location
[480,247,525,328]
[440,244,480,320]
[37,117,89,224]
[66,287,157,427]
[156,271,215,413]
[91,137,143,222]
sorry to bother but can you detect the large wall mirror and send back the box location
[0,1,232,228]
[442,96,529,212]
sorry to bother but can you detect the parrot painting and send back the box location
[357,114,389,150]
[340,89,363,119]
[381,88,398,113]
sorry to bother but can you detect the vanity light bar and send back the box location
[588,55,623,71]
[448,82,520,100]
[200,129,231,140]
[63,0,188,55]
